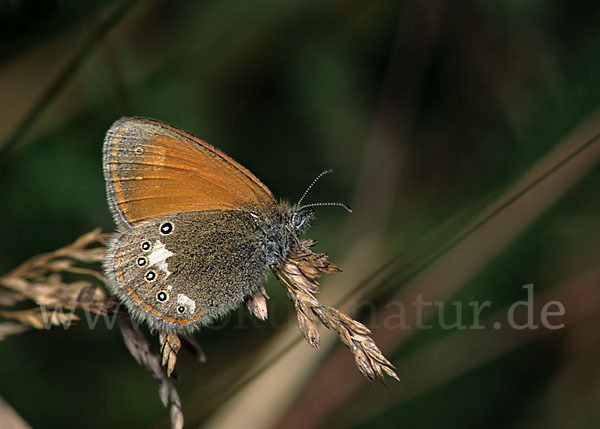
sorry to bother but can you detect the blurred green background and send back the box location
[1,0,600,428]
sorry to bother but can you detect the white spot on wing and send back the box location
[148,240,174,277]
[177,294,197,314]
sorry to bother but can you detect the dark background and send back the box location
[1,0,600,428]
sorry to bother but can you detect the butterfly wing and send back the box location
[104,210,270,332]
[103,117,278,229]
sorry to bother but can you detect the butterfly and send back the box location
[103,117,342,332]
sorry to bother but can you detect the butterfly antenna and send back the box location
[297,170,352,213]
[298,201,352,213]
[297,169,333,206]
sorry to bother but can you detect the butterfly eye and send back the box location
[156,291,168,302]
[160,222,173,235]
[177,305,186,314]
[145,271,156,281]
[293,214,302,228]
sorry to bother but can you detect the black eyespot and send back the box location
[145,271,156,281]
[157,291,168,302]
[141,241,151,251]
[135,146,144,154]
[160,222,173,235]
[177,305,186,314]
[137,257,147,267]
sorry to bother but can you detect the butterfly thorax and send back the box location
[251,202,313,271]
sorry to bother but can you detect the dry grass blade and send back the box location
[0,322,30,340]
[0,395,31,429]
[244,285,269,321]
[275,242,399,384]
[160,332,182,377]
[0,229,112,336]
[119,313,184,429]
[0,307,80,330]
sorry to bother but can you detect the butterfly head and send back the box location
[282,169,351,241]
[289,205,315,236]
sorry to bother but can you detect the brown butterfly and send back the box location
[102,117,398,383]
[103,117,342,332]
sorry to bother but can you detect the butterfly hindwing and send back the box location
[105,210,271,332]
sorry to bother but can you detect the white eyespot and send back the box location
[176,294,196,315]
[148,240,174,277]
[160,222,173,234]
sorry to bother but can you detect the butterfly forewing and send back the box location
[103,118,278,228]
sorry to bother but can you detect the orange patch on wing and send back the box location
[151,119,273,198]
[106,118,278,226]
